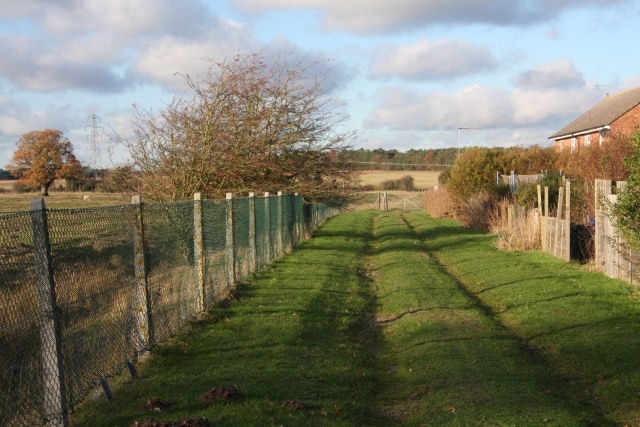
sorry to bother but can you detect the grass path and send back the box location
[369,212,602,425]
[73,210,640,426]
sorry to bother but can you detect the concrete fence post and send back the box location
[277,191,284,256]
[30,198,68,426]
[248,192,257,274]
[131,195,152,353]
[225,193,235,294]
[193,193,205,313]
[264,192,271,264]
[293,193,300,247]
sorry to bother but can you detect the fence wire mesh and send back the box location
[47,205,138,417]
[143,201,196,344]
[0,211,40,426]
[0,193,340,425]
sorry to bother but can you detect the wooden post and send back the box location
[536,184,542,218]
[248,192,257,274]
[544,186,549,217]
[554,186,564,258]
[193,193,205,313]
[564,180,571,261]
[594,179,611,270]
[31,198,68,426]
[132,195,152,353]
[225,193,235,294]
[537,184,544,251]
[544,186,550,252]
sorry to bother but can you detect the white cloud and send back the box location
[133,26,258,89]
[0,0,259,92]
[365,71,604,134]
[515,59,584,89]
[230,0,631,34]
[365,85,513,130]
[370,39,498,81]
[2,0,213,38]
[0,34,128,92]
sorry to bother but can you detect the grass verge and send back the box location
[72,211,380,426]
[403,211,640,425]
[72,211,640,425]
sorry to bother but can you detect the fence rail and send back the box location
[0,192,339,426]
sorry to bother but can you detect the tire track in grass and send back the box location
[368,211,606,425]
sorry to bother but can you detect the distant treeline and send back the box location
[342,148,458,170]
[0,149,456,181]
[0,169,15,180]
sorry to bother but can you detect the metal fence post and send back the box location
[225,193,235,294]
[132,195,152,353]
[30,198,68,426]
[193,193,205,313]
[248,192,257,274]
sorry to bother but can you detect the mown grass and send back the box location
[72,210,640,425]
[72,211,380,426]
[403,211,640,425]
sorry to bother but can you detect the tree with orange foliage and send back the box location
[6,129,83,196]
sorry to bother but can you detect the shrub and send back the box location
[438,168,451,185]
[490,200,540,251]
[456,191,497,231]
[379,175,415,191]
[424,185,454,218]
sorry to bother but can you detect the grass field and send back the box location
[72,210,640,426]
[0,190,131,211]
[0,170,438,212]
[356,170,440,189]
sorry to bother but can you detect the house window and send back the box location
[599,127,611,145]
[584,134,591,146]
[571,137,577,152]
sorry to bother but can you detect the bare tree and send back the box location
[126,51,355,202]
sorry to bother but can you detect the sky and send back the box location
[1,0,639,169]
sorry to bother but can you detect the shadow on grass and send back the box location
[72,211,625,426]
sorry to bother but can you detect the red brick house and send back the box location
[549,85,640,152]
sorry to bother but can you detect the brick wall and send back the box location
[554,103,640,152]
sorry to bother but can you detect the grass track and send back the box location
[73,211,640,426]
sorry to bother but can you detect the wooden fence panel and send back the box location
[538,180,570,261]
[594,179,637,283]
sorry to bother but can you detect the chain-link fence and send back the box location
[0,192,340,426]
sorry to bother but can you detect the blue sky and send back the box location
[0,0,639,169]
